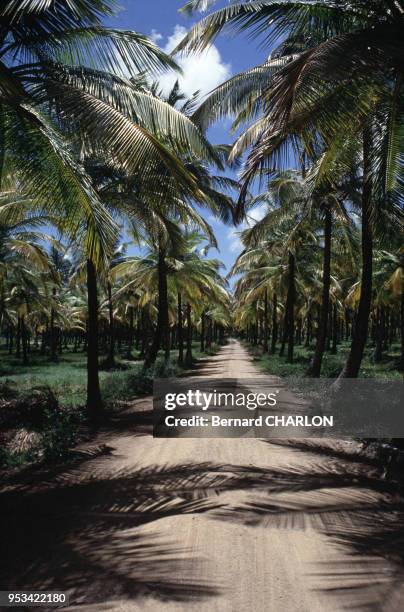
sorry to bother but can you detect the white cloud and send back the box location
[227,228,243,253]
[226,203,268,255]
[150,29,163,44]
[246,202,268,226]
[156,25,231,99]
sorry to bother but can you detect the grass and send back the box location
[0,341,223,408]
[0,350,142,407]
[0,340,222,470]
[244,340,403,380]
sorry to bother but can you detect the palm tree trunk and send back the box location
[106,281,115,368]
[263,291,269,352]
[50,286,58,362]
[40,319,47,354]
[279,320,286,356]
[339,127,373,379]
[177,292,184,366]
[21,315,28,365]
[271,293,278,353]
[86,259,103,419]
[8,324,13,354]
[207,317,213,349]
[144,246,169,368]
[331,303,338,354]
[185,303,193,366]
[307,206,332,376]
[139,309,149,358]
[16,316,21,358]
[201,309,206,353]
[374,307,384,362]
[126,305,135,359]
[400,290,404,370]
[286,251,295,364]
[305,309,312,347]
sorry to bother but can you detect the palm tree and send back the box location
[1,1,227,419]
[303,159,358,376]
[231,245,285,352]
[101,242,128,369]
[178,0,404,378]
[0,0,216,261]
[171,233,229,365]
[236,201,317,363]
[0,193,53,352]
[374,247,404,369]
[112,230,229,369]
[103,83,235,369]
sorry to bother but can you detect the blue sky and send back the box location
[105,1,271,273]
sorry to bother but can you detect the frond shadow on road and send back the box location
[209,439,404,611]
[2,433,404,610]
[0,461,228,610]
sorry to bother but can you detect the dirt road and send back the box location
[2,340,399,611]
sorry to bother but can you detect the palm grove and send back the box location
[0,0,403,432]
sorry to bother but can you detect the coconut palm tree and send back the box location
[171,232,229,365]
[239,204,318,363]
[0,220,57,364]
[0,0,219,263]
[1,1,229,420]
[373,247,404,368]
[178,0,404,378]
[0,193,52,340]
[111,229,229,369]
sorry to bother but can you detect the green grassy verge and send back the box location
[244,340,403,380]
[0,341,222,469]
[0,342,222,408]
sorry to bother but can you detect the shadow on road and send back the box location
[1,436,404,610]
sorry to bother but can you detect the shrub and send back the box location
[39,403,84,461]
[153,357,178,378]
[0,386,83,467]
[100,367,154,403]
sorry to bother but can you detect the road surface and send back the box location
[2,340,399,611]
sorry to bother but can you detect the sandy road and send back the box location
[59,339,397,612]
[4,340,395,611]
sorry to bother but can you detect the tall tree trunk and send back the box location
[21,315,28,365]
[105,281,115,368]
[271,293,278,353]
[263,291,269,352]
[139,309,149,358]
[326,304,332,352]
[16,316,21,358]
[286,251,296,364]
[207,316,213,349]
[345,309,350,341]
[185,303,193,366]
[144,245,169,368]
[308,206,332,376]
[40,319,47,355]
[86,259,103,419]
[374,306,384,362]
[339,127,373,379]
[8,325,13,354]
[389,311,395,347]
[279,320,287,356]
[305,309,312,347]
[331,302,338,354]
[177,293,184,366]
[126,305,135,359]
[201,309,206,353]
[400,291,404,370]
[50,286,58,362]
